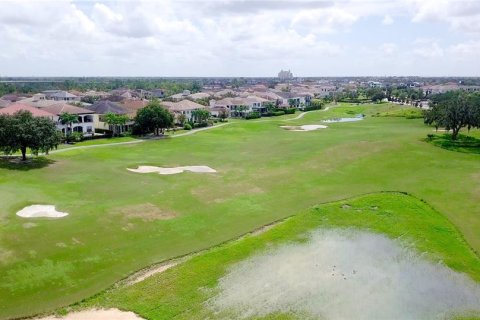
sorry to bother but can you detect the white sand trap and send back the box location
[37,309,144,320]
[281,125,328,132]
[128,165,216,175]
[16,205,68,218]
[211,229,480,319]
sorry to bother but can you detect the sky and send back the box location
[0,0,479,77]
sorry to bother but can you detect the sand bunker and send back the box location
[281,125,328,132]
[127,165,216,175]
[211,229,480,319]
[37,308,144,320]
[322,115,364,123]
[16,205,68,218]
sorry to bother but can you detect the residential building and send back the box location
[86,100,132,132]
[41,104,95,136]
[162,100,207,123]
[211,96,268,117]
[0,103,55,119]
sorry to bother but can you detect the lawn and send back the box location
[1,103,479,319]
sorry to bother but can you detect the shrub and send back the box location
[194,122,208,128]
[273,110,285,116]
[67,132,83,143]
[184,123,192,130]
[245,112,261,120]
[284,108,296,114]
[303,104,323,112]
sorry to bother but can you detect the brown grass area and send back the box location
[113,203,177,222]
[191,183,264,204]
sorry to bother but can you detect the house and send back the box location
[188,92,211,101]
[151,89,165,99]
[0,103,97,136]
[0,103,55,119]
[170,90,192,101]
[211,96,268,117]
[162,100,207,123]
[41,104,95,136]
[0,99,11,108]
[315,86,337,97]
[86,100,132,132]
[275,92,312,109]
[49,91,81,102]
[367,81,383,88]
[120,99,149,115]
[0,93,28,102]
[209,105,229,118]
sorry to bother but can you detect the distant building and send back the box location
[368,81,383,88]
[278,70,293,81]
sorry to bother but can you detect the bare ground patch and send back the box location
[36,308,144,320]
[113,203,177,222]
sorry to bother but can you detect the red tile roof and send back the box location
[0,103,55,118]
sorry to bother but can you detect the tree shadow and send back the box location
[425,134,480,155]
[0,156,56,171]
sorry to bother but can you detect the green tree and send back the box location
[134,100,174,135]
[310,99,324,110]
[425,91,480,140]
[104,112,129,137]
[218,108,229,122]
[59,112,78,138]
[0,111,60,161]
[191,109,210,124]
[177,114,187,126]
[264,102,276,113]
[288,98,299,108]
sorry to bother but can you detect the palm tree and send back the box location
[59,112,78,138]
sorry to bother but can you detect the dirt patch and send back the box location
[16,205,68,218]
[37,308,144,320]
[0,247,14,265]
[128,261,179,285]
[114,203,177,221]
[127,165,216,175]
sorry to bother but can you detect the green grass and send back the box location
[1,103,480,319]
[56,136,139,149]
[81,193,480,320]
[427,133,480,154]
[371,105,424,119]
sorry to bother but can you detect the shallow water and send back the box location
[322,115,364,123]
[211,229,480,319]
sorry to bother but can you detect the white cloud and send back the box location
[408,0,480,33]
[413,39,444,58]
[448,41,480,57]
[0,0,478,76]
[382,15,394,25]
[291,7,358,34]
[380,43,397,56]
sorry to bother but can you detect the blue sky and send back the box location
[0,0,479,77]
